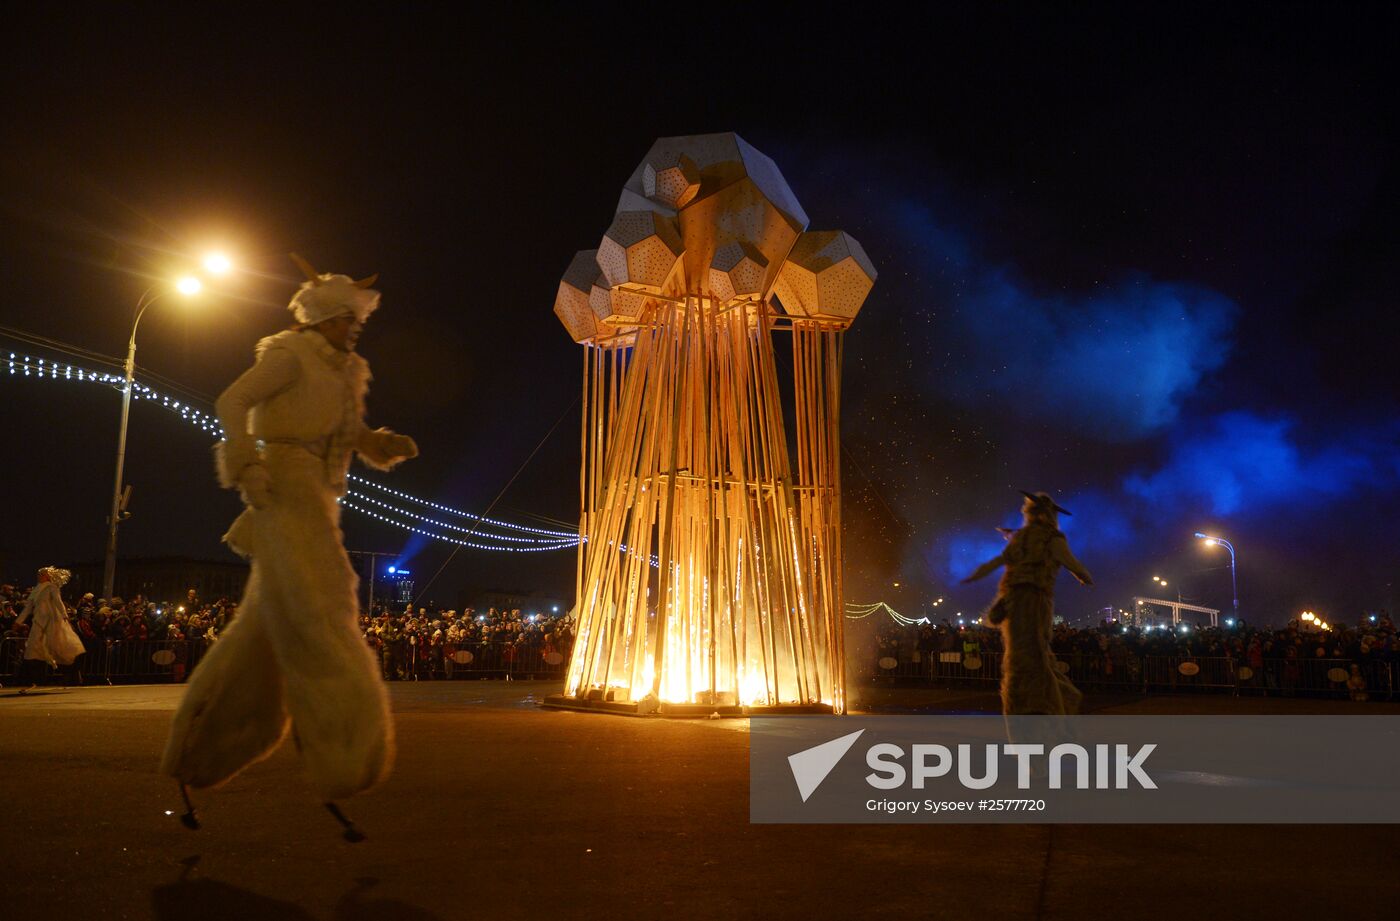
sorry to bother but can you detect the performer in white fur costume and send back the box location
[13,566,86,692]
[963,491,1092,716]
[161,255,418,839]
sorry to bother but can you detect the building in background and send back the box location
[70,557,248,602]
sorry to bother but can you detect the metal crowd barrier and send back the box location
[370,640,570,680]
[1,634,570,686]
[871,650,1396,700]
[9,631,1386,697]
[0,635,210,686]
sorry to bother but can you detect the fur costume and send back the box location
[964,492,1092,716]
[14,569,85,667]
[160,269,417,802]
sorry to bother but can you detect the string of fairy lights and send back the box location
[7,353,225,434]
[4,351,584,554]
[845,601,930,625]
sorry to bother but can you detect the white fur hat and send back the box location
[288,253,380,325]
[38,566,72,587]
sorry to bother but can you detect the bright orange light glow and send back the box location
[203,252,232,275]
[175,276,202,295]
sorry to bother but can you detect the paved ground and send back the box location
[1,681,1397,920]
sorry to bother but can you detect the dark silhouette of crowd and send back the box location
[868,612,1396,700]
[360,603,574,681]
[1,579,573,686]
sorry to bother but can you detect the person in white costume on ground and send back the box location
[160,255,418,840]
[13,566,86,693]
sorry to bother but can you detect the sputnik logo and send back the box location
[788,729,866,802]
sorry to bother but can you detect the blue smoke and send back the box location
[894,203,1238,441]
[923,412,1400,585]
[1124,412,1400,515]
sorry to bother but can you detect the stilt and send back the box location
[325,802,367,843]
[178,783,201,831]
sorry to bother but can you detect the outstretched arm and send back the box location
[356,425,418,471]
[962,551,1007,584]
[1051,535,1094,585]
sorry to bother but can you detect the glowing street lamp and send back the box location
[202,252,233,275]
[1194,532,1239,622]
[103,264,230,599]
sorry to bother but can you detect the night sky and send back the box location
[2,5,1396,624]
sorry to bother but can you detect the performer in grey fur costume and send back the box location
[160,255,418,840]
[963,491,1093,715]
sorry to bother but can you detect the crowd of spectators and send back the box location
[1,579,574,684]
[876,612,1398,661]
[360,603,573,680]
[870,612,1397,699]
[1,584,232,648]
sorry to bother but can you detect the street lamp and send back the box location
[1194,532,1239,622]
[102,273,218,599]
[202,252,233,275]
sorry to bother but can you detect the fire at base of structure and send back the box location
[546,133,876,716]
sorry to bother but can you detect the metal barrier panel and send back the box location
[0,636,23,682]
[861,650,1396,701]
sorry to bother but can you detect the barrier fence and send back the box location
[871,650,1395,700]
[0,636,570,686]
[4,634,1390,699]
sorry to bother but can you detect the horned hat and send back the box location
[287,253,381,325]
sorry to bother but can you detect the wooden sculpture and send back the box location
[548,133,875,715]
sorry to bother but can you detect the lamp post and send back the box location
[1194,532,1238,622]
[102,259,229,600]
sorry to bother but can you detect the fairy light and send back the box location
[346,474,577,539]
[339,497,577,553]
[3,351,596,554]
[845,601,931,626]
[341,492,571,540]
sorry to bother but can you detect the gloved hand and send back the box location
[238,463,273,509]
[383,433,418,460]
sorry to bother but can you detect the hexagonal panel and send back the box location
[617,134,809,300]
[590,274,649,325]
[643,152,701,209]
[707,241,769,302]
[553,249,603,343]
[597,210,684,294]
[772,231,877,322]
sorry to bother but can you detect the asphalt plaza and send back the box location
[2,681,1397,920]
